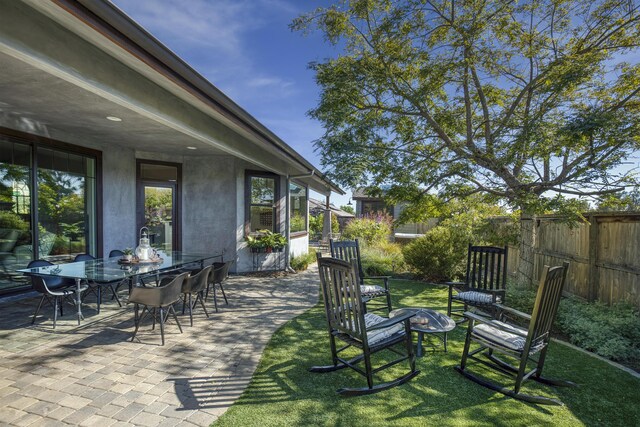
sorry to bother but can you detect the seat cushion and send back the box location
[364,313,404,345]
[472,320,544,353]
[455,291,501,304]
[360,285,387,297]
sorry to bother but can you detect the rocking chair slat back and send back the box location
[329,239,365,285]
[317,254,366,342]
[529,262,569,344]
[466,244,508,292]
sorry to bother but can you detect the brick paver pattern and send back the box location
[0,266,319,426]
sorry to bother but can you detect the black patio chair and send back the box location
[28,260,88,329]
[74,253,122,312]
[329,239,392,314]
[207,261,231,312]
[311,254,419,396]
[456,262,576,405]
[130,272,188,345]
[447,244,508,322]
[108,249,124,258]
[180,265,212,326]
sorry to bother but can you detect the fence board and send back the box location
[502,212,640,308]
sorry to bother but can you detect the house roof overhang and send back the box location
[0,0,343,196]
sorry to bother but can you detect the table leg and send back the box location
[75,278,84,325]
[416,331,424,357]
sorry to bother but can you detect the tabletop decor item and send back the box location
[135,227,153,261]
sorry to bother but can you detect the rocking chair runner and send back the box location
[312,254,419,396]
[456,262,576,405]
[330,239,392,314]
[447,244,508,322]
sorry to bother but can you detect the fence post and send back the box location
[587,215,599,302]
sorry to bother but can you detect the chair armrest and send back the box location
[369,312,415,330]
[494,304,531,321]
[445,281,465,287]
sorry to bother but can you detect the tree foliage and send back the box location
[293,0,640,216]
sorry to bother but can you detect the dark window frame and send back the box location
[245,170,280,235]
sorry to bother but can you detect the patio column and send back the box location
[322,194,332,241]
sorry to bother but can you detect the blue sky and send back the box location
[111,0,352,206]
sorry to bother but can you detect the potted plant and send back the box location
[245,234,266,253]
[245,230,287,253]
[122,247,134,261]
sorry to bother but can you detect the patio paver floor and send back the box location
[0,267,319,426]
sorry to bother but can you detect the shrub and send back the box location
[360,242,405,276]
[309,212,340,238]
[342,215,392,245]
[402,226,469,281]
[290,251,317,272]
[556,298,640,364]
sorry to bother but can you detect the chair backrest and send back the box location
[74,253,95,262]
[130,272,188,307]
[316,254,367,343]
[29,274,54,295]
[527,262,569,348]
[161,272,188,305]
[183,265,212,294]
[109,249,124,258]
[465,244,508,292]
[27,259,68,289]
[211,261,231,284]
[329,239,364,284]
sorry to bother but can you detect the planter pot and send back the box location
[123,254,133,261]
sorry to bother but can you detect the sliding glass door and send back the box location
[0,134,99,293]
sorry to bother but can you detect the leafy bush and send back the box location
[402,226,469,281]
[290,251,317,271]
[309,212,340,238]
[557,298,640,364]
[360,242,404,276]
[0,211,29,231]
[342,214,392,245]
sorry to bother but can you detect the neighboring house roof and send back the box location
[352,187,386,200]
[309,198,355,218]
[0,0,343,196]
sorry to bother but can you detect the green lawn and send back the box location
[213,279,640,427]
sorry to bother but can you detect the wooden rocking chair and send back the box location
[455,262,576,405]
[330,238,392,314]
[447,244,508,322]
[311,254,419,396]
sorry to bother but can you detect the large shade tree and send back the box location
[293,0,640,285]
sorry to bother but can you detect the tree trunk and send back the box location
[517,213,537,287]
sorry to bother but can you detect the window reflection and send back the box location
[37,148,96,261]
[289,182,307,233]
[0,140,32,292]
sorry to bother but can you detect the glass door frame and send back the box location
[136,160,181,251]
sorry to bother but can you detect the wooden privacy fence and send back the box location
[505,213,640,308]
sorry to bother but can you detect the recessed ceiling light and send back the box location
[106,116,122,122]
[187,146,197,150]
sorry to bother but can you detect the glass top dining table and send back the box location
[18,251,222,324]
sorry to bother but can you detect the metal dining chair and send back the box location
[180,265,212,326]
[207,261,231,312]
[27,260,88,329]
[74,253,122,312]
[129,272,188,345]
